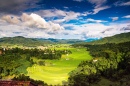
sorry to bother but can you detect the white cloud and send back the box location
[0,13,65,39]
[0,18,130,39]
[81,12,92,16]
[93,6,110,14]
[37,9,66,18]
[109,17,119,21]
[73,0,83,2]
[53,19,65,23]
[121,1,130,6]
[0,20,60,38]
[88,0,110,14]
[2,15,20,24]
[62,21,130,39]
[64,11,80,21]
[0,12,130,39]
[122,15,130,18]
[64,6,69,9]
[1,13,64,32]
[100,23,130,37]
[21,13,48,29]
[62,23,110,38]
[115,1,130,6]
[0,24,27,37]
[36,9,81,23]
[86,18,107,23]
[88,0,107,8]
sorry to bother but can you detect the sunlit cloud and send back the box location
[2,15,20,24]
[1,13,64,32]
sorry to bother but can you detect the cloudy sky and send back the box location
[0,0,130,39]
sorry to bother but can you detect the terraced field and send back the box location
[27,47,92,85]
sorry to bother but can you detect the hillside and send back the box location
[0,36,84,46]
[0,36,45,46]
[88,32,130,44]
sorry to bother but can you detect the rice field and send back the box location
[27,46,92,85]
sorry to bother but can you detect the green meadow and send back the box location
[26,46,92,85]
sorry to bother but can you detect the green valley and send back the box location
[0,44,92,85]
[27,47,92,85]
[0,32,130,86]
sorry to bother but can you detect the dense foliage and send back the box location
[12,74,48,86]
[68,41,130,86]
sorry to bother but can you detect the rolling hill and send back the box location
[0,36,84,46]
[88,32,130,44]
[0,32,130,46]
[0,36,45,46]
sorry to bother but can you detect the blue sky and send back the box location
[0,0,130,39]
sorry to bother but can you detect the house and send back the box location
[0,48,7,55]
[93,58,99,62]
[37,46,48,50]
[0,50,2,55]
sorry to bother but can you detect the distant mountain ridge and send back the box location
[0,32,130,46]
[88,32,130,44]
[0,36,44,46]
[0,36,84,46]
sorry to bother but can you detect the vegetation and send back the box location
[12,74,48,86]
[88,32,130,44]
[0,36,84,46]
[68,41,130,86]
[0,45,92,85]
[0,36,45,46]
[27,47,92,85]
[0,47,71,81]
[1,32,130,85]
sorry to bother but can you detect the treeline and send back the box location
[4,48,72,60]
[0,47,72,79]
[68,41,130,86]
[84,42,130,58]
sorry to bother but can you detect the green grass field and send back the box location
[27,47,92,85]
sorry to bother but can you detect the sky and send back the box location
[0,0,130,39]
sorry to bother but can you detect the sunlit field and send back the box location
[27,45,92,85]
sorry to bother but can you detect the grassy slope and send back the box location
[88,32,130,44]
[27,47,92,85]
[15,59,32,74]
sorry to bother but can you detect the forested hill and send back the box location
[88,32,130,44]
[0,36,45,46]
[0,36,84,46]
